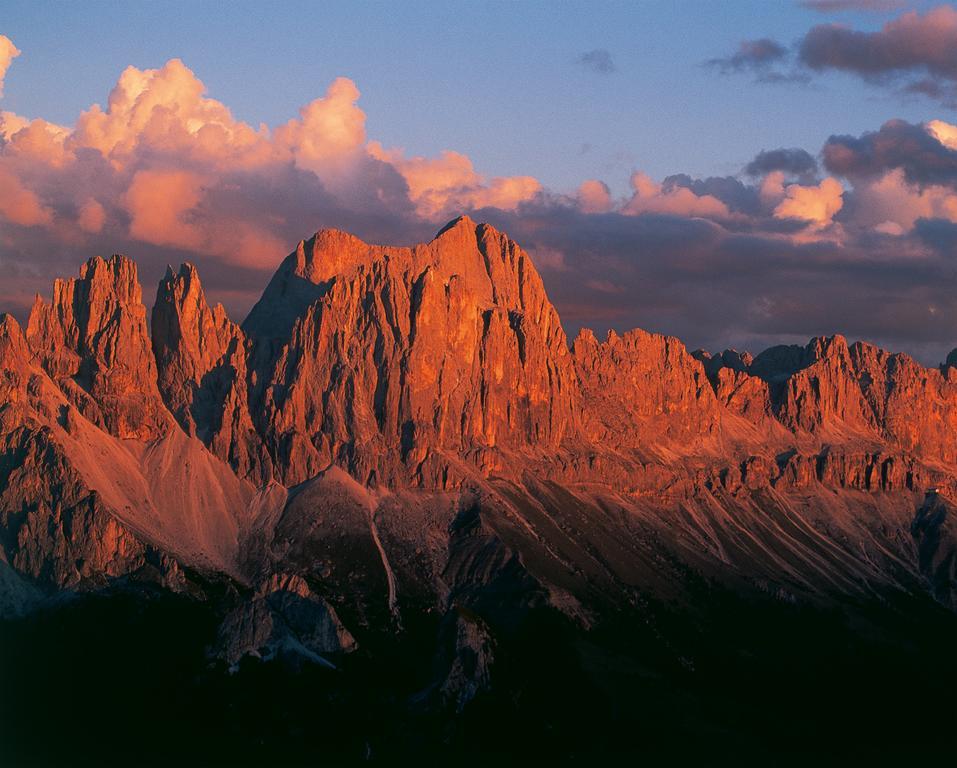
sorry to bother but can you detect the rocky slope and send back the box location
[0,216,955,762]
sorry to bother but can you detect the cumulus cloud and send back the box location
[822,119,957,187]
[773,177,844,228]
[577,180,613,213]
[0,165,53,226]
[77,198,106,234]
[0,35,19,98]
[849,168,957,231]
[745,148,819,180]
[623,172,732,219]
[478,201,955,365]
[927,119,957,151]
[576,49,616,74]
[0,38,953,363]
[367,143,541,218]
[0,50,540,308]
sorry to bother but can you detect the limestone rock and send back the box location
[26,255,168,440]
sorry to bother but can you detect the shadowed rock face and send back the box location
[1,216,956,736]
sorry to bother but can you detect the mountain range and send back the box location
[1,216,955,764]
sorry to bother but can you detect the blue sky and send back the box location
[1,0,944,196]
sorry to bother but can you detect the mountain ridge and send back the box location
[2,215,955,762]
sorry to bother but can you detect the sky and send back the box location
[0,0,955,363]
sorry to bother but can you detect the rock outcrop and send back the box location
[152,263,270,482]
[26,255,169,440]
[246,216,579,486]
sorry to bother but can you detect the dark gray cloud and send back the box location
[705,38,810,84]
[708,38,787,72]
[798,6,957,105]
[711,6,957,106]
[822,119,957,187]
[913,217,957,255]
[576,49,616,74]
[745,148,819,180]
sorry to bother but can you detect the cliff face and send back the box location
[1,216,955,638]
[573,328,722,453]
[243,217,580,486]
[152,263,271,483]
[26,256,169,440]
[697,335,957,465]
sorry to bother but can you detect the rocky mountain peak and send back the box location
[24,253,167,439]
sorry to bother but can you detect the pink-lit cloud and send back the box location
[577,180,613,214]
[622,172,732,219]
[368,143,541,218]
[77,199,106,234]
[0,37,953,364]
[773,177,844,228]
[0,35,19,98]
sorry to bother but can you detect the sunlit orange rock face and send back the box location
[0,215,955,620]
[26,255,168,440]
[697,335,957,465]
[236,216,580,486]
[573,327,721,452]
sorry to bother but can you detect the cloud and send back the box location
[0,48,537,294]
[477,201,956,365]
[745,148,819,180]
[577,180,613,213]
[848,168,957,231]
[0,39,953,364]
[708,38,787,73]
[77,199,106,233]
[800,0,904,12]
[773,177,845,228]
[273,77,367,176]
[0,165,53,226]
[927,119,957,150]
[822,119,957,187]
[368,143,541,218]
[705,38,808,84]
[124,169,206,250]
[710,6,957,106]
[0,35,19,98]
[798,5,957,105]
[576,49,616,74]
[623,172,732,219]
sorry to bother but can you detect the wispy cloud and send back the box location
[576,49,616,74]
[705,38,809,84]
[799,0,905,14]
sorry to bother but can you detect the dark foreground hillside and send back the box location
[3,578,954,766]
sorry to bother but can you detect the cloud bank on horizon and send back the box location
[0,7,955,364]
